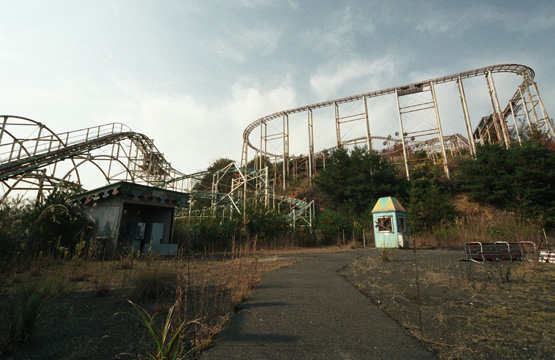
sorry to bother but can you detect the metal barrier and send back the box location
[464,241,536,263]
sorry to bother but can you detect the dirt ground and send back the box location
[0,249,310,360]
[341,249,555,359]
[2,247,553,359]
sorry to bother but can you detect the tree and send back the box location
[457,135,555,227]
[404,160,456,233]
[193,158,236,193]
[314,146,408,215]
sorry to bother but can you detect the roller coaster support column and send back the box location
[260,121,267,171]
[395,89,411,181]
[308,109,315,184]
[282,114,289,190]
[530,81,555,138]
[457,76,476,156]
[523,71,555,138]
[518,86,534,132]
[241,140,248,168]
[523,71,542,130]
[508,101,523,144]
[430,82,450,179]
[334,102,341,147]
[486,70,511,147]
[363,96,373,151]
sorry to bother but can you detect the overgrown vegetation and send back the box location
[1,278,64,352]
[1,130,554,358]
[0,186,93,271]
[344,249,555,359]
[0,240,288,359]
[457,132,555,228]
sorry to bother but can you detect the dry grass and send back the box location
[344,249,555,359]
[414,194,546,249]
[0,243,309,359]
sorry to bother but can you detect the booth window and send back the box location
[376,216,393,232]
[398,216,406,232]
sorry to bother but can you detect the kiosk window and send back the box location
[398,216,406,232]
[376,216,393,232]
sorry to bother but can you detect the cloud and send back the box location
[236,0,299,9]
[226,76,298,124]
[96,76,299,173]
[301,6,358,53]
[309,57,397,99]
[208,26,283,62]
[412,2,555,37]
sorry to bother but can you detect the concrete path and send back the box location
[202,250,436,360]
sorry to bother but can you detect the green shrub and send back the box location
[127,300,199,360]
[316,209,352,244]
[457,134,555,228]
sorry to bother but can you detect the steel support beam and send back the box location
[457,76,476,155]
[430,82,450,179]
[395,89,411,181]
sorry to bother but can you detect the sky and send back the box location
[2,0,555,178]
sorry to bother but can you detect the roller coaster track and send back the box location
[3,63,552,225]
[0,119,313,224]
[0,116,187,202]
[241,63,554,182]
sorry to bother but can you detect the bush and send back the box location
[314,146,408,214]
[457,134,555,228]
[316,209,352,244]
[132,265,177,300]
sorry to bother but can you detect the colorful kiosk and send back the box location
[371,197,408,248]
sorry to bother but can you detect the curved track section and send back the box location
[242,63,554,182]
[0,123,313,224]
[0,116,187,202]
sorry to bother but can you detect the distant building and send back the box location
[76,181,189,256]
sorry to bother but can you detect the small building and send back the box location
[371,197,408,248]
[76,181,189,256]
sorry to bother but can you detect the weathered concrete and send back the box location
[202,250,436,359]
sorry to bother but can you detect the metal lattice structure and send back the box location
[174,162,314,226]
[0,116,189,203]
[2,63,552,226]
[0,118,314,225]
[241,64,554,183]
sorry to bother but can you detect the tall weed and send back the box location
[2,278,63,350]
[127,299,199,360]
[132,264,177,300]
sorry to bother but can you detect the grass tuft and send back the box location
[127,299,199,360]
[132,264,177,301]
[2,278,63,351]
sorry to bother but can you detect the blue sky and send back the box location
[2,0,555,175]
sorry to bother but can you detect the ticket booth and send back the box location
[371,197,408,248]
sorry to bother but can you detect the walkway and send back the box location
[202,250,436,359]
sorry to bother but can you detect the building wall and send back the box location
[372,211,407,248]
[85,196,123,241]
[85,197,175,246]
[120,202,174,244]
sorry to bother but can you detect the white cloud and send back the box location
[413,2,555,37]
[208,26,282,62]
[236,0,299,9]
[93,77,299,173]
[302,6,357,52]
[226,76,297,124]
[309,57,397,99]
